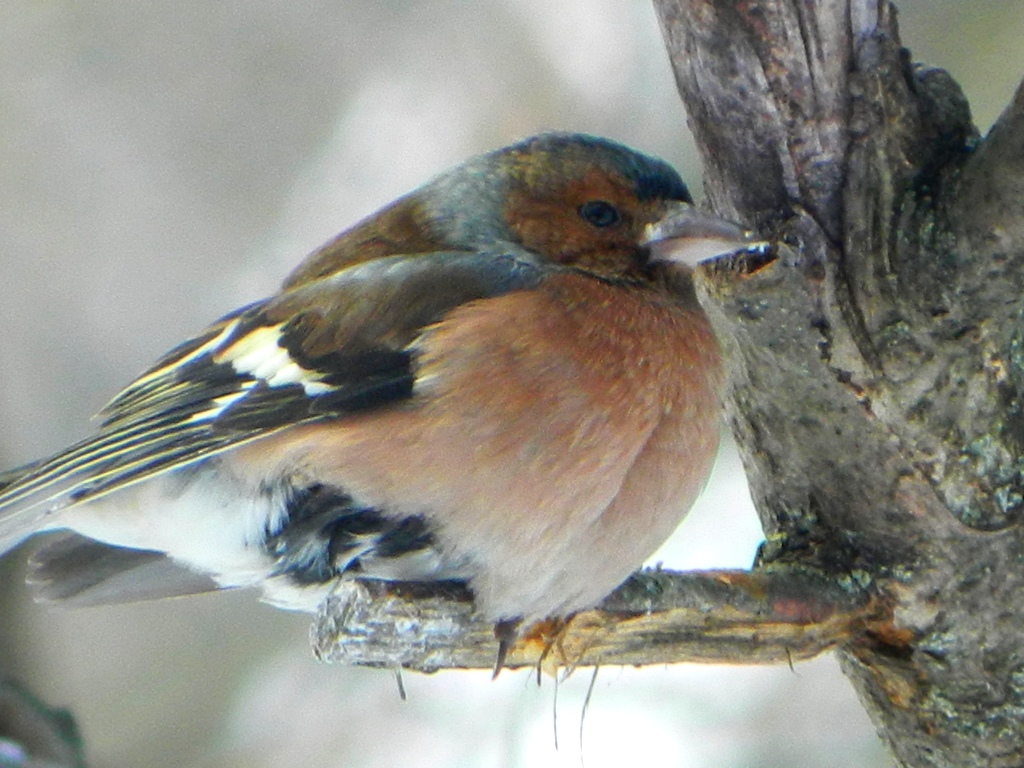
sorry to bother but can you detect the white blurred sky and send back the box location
[0,2,1021,767]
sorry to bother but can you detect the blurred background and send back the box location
[0,1,1020,766]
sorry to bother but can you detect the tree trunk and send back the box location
[655,0,1024,765]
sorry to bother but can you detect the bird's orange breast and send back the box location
[233,272,722,622]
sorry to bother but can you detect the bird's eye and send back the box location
[578,200,621,228]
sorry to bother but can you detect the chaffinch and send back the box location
[0,133,761,658]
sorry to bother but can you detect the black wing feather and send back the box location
[0,250,546,516]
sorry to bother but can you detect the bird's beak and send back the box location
[643,202,768,268]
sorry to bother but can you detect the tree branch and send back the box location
[0,679,86,768]
[313,568,879,672]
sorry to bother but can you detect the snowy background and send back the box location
[0,2,1021,766]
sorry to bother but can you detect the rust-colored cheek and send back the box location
[504,194,594,263]
[502,171,643,274]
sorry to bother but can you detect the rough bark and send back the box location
[656,1,1024,765]
[313,2,1024,765]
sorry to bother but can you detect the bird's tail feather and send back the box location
[27,533,222,605]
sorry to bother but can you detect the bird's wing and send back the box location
[0,249,547,538]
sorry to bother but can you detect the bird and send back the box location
[0,132,761,662]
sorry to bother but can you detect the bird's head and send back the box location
[425,133,760,283]
[286,133,760,290]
